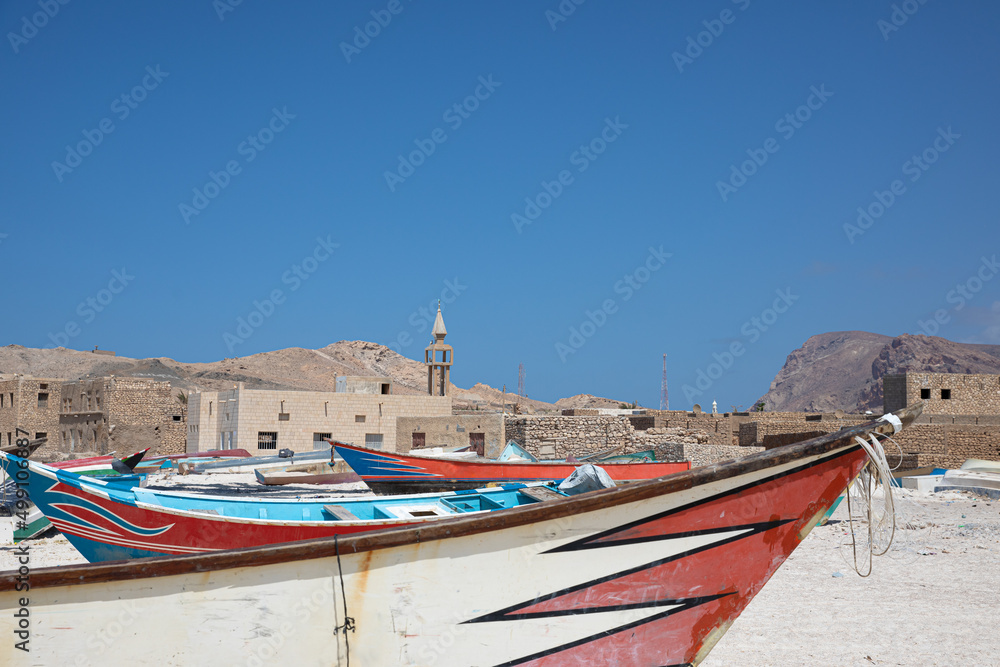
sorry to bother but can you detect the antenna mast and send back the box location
[660,354,668,410]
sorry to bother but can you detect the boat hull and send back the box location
[0,406,924,666]
[335,441,691,494]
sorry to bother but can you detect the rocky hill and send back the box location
[758,332,1000,413]
[0,342,623,413]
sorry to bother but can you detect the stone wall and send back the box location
[58,377,187,458]
[884,372,1000,415]
[0,376,63,457]
[504,415,709,462]
[679,443,765,468]
[890,423,1000,469]
[396,414,505,457]
[738,414,872,447]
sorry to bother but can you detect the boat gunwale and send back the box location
[0,404,922,591]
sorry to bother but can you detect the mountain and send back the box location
[758,332,1000,412]
[0,342,622,412]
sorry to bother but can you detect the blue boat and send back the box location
[0,451,567,562]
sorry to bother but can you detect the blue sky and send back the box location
[2,1,999,409]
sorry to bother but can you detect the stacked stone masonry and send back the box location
[59,377,187,458]
[503,415,762,466]
[884,372,1000,415]
[0,376,63,456]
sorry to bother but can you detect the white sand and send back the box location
[2,483,997,664]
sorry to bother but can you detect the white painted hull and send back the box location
[1,442,866,666]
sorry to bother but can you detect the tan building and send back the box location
[883,372,1000,415]
[186,382,452,455]
[58,377,187,457]
[396,414,505,457]
[0,375,63,449]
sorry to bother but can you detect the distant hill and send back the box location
[758,332,1000,413]
[0,342,623,413]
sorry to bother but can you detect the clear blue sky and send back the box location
[3,1,999,409]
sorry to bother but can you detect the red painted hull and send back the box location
[334,441,691,493]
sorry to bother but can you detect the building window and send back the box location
[381,383,390,395]
[0,394,4,407]
[35,432,47,441]
[412,432,426,449]
[172,415,182,422]
[220,432,226,449]
[941,389,951,400]
[39,383,48,390]
[278,413,290,421]
[355,415,366,423]
[37,392,49,409]
[365,433,384,450]
[258,432,278,450]
[209,401,213,416]
[313,432,332,450]
[920,388,930,399]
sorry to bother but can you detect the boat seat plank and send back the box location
[322,504,359,521]
[519,486,563,503]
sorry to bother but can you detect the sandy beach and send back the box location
[2,479,997,666]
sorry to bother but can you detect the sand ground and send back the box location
[2,477,997,666]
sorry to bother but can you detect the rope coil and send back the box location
[843,431,905,576]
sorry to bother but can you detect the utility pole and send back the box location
[660,353,668,411]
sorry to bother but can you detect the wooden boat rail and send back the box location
[0,404,922,591]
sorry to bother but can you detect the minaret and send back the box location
[425,302,453,396]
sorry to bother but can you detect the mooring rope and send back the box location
[844,431,902,576]
[334,534,356,666]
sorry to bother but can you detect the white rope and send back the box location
[842,432,900,576]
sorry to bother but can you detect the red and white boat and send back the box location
[334,440,692,494]
[0,404,920,665]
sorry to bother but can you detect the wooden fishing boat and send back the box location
[334,441,691,494]
[0,404,922,665]
[254,460,361,486]
[49,448,149,477]
[132,448,253,472]
[0,437,46,458]
[0,451,566,562]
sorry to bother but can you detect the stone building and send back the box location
[58,377,187,457]
[883,372,1000,415]
[396,413,505,457]
[187,382,452,455]
[503,414,761,467]
[0,375,63,450]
